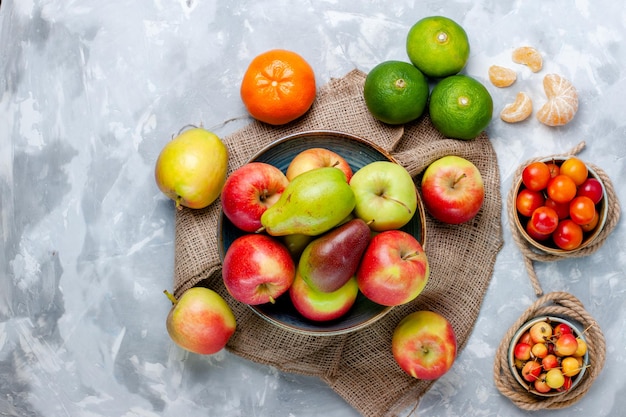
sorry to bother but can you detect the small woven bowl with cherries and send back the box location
[512,156,608,255]
[508,315,590,397]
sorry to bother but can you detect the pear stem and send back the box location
[177,123,199,136]
[164,289,178,305]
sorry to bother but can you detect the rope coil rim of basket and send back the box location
[493,291,607,410]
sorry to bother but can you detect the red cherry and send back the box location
[577,178,603,204]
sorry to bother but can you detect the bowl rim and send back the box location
[507,315,589,397]
[217,129,426,336]
[514,156,608,255]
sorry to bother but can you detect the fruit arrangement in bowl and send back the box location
[513,156,608,254]
[217,130,428,336]
[508,316,589,396]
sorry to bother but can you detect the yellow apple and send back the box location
[155,127,228,209]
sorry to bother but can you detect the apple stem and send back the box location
[453,173,467,188]
[163,289,178,305]
[382,194,413,214]
[175,196,183,211]
[402,250,420,261]
[255,226,266,233]
[268,295,276,304]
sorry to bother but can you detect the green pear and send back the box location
[261,167,355,236]
[281,233,315,259]
[298,218,371,293]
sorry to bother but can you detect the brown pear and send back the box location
[298,218,371,293]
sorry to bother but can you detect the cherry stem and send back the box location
[163,289,178,305]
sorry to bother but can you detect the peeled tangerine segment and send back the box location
[500,91,533,123]
[488,65,517,88]
[536,74,579,126]
[512,46,543,72]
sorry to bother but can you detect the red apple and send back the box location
[222,234,295,305]
[420,155,485,224]
[356,230,429,307]
[285,147,353,182]
[392,310,457,380]
[221,162,289,232]
[164,287,236,355]
[288,272,359,322]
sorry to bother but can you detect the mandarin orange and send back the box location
[536,74,579,126]
[240,49,316,125]
[488,65,517,88]
[512,46,543,73]
[500,91,533,123]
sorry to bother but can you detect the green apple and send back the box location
[164,287,236,355]
[392,310,457,380]
[349,161,418,231]
[155,127,228,209]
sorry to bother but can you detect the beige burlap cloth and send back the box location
[173,69,504,417]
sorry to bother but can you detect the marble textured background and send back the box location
[1,0,624,416]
